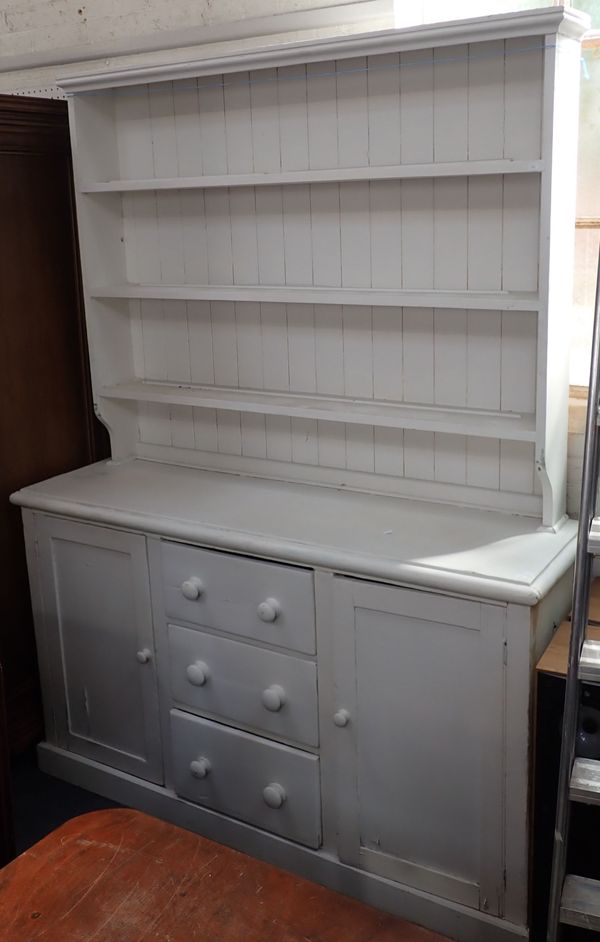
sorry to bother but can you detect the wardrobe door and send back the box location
[32,515,162,783]
[331,577,506,915]
[0,95,108,750]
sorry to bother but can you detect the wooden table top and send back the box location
[537,580,600,677]
[0,809,449,942]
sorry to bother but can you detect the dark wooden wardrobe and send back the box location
[0,95,109,752]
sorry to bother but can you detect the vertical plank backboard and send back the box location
[403,307,434,404]
[370,182,402,289]
[205,190,233,284]
[433,178,467,290]
[343,306,373,399]
[336,57,369,169]
[307,61,338,170]
[173,79,202,177]
[433,44,468,163]
[283,185,313,286]
[278,64,309,171]
[230,187,258,285]
[261,303,289,391]
[256,187,285,285]
[311,184,341,288]
[400,49,434,164]
[212,301,239,387]
[373,307,403,402]
[315,304,344,396]
[468,40,505,160]
[224,71,253,174]
[340,183,371,288]
[288,304,317,393]
[367,52,401,167]
[250,68,281,173]
[502,174,540,292]
[501,311,537,414]
[401,180,434,289]
[198,73,228,174]
[434,309,467,407]
[468,176,503,291]
[504,36,543,160]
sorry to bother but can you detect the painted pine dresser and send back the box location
[11,8,588,941]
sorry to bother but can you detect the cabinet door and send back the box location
[33,516,162,783]
[331,578,505,916]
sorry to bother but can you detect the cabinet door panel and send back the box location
[34,515,162,783]
[332,578,504,915]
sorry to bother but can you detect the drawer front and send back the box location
[169,624,318,747]
[161,542,315,654]
[170,710,321,848]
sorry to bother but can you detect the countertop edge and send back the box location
[10,487,577,607]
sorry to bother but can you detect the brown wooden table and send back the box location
[0,809,449,941]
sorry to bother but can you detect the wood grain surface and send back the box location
[0,809,449,941]
[537,581,600,677]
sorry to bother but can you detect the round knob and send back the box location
[186,660,210,686]
[261,684,286,712]
[257,598,281,623]
[190,757,211,779]
[333,709,350,728]
[136,648,152,664]
[263,783,286,809]
[181,577,203,601]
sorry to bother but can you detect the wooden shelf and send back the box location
[80,159,544,193]
[99,380,537,441]
[92,283,540,312]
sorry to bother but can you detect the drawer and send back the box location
[160,542,315,654]
[168,624,318,747]
[170,710,321,848]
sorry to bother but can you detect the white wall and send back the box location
[0,0,352,56]
[0,0,393,96]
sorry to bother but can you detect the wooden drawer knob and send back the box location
[263,783,286,809]
[190,757,211,779]
[261,684,286,712]
[181,577,203,601]
[333,709,350,728]
[257,598,281,623]
[186,660,210,686]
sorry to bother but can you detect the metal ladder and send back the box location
[547,251,600,940]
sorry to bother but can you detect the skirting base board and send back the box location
[37,743,528,942]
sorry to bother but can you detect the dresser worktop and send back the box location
[11,458,577,605]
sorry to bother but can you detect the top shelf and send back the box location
[80,159,544,194]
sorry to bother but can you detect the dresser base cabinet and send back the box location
[17,491,577,942]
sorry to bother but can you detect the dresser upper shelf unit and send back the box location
[63,6,587,526]
[79,158,545,193]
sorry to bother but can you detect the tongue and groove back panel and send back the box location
[68,20,580,521]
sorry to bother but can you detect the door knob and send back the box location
[136,648,152,664]
[181,577,203,600]
[190,757,211,779]
[257,598,281,622]
[186,660,210,686]
[261,684,286,712]
[333,709,350,727]
[263,783,286,808]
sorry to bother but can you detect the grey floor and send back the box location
[10,748,118,854]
